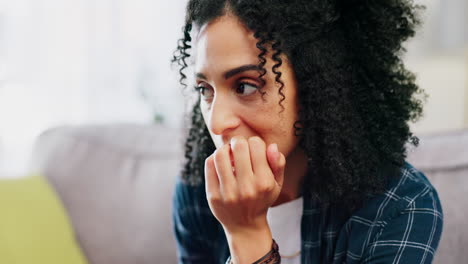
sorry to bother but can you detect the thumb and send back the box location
[266,143,285,187]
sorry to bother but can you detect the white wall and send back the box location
[406,54,467,134]
[0,0,187,176]
[405,0,468,134]
[0,0,467,177]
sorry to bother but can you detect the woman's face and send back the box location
[193,14,301,159]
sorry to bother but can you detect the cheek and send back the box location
[241,102,274,130]
[257,93,299,156]
[243,104,298,149]
[199,104,218,144]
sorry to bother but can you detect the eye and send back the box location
[194,84,214,100]
[235,82,258,96]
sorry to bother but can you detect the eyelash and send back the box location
[193,85,207,94]
[193,81,260,97]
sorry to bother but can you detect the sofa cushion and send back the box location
[0,175,87,264]
[30,124,184,264]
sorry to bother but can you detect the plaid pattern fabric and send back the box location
[173,162,443,264]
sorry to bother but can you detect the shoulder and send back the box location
[354,161,443,223]
[389,161,442,216]
[343,162,443,262]
[391,161,439,201]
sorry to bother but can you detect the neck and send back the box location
[272,147,308,207]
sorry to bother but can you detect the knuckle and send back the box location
[223,195,238,205]
[205,155,214,167]
[206,192,221,203]
[239,189,256,202]
[257,181,274,193]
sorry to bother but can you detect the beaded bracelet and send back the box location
[225,239,280,264]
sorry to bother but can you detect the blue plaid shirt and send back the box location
[173,161,443,263]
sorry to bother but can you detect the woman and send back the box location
[172,1,443,263]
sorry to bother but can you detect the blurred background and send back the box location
[0,0,467,178]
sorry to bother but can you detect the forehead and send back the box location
[193,15,259,72]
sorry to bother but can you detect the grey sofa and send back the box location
[30,124,468,264]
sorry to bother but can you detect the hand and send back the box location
[204,136,286,234]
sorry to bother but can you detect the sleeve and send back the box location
[172,178,220,264]
[362,188,444,264]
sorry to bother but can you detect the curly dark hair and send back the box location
[172,0,426,212]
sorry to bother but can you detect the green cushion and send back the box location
[0,175,87,264]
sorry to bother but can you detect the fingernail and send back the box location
[272,143,278,154]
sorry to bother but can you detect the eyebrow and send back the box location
[196,64,261,80]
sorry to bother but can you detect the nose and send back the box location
[206,93,240,136]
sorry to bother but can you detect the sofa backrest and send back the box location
[31,124,184,264]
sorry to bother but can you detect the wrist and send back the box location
[223,215,270,235]
[224,221,273,264]
[226,239,280,264]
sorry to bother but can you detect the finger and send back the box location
[266,143,286,187]
[247,136,270,175]
[214,144,237,196]
[230,136,253,181]
[204,155,220,200]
